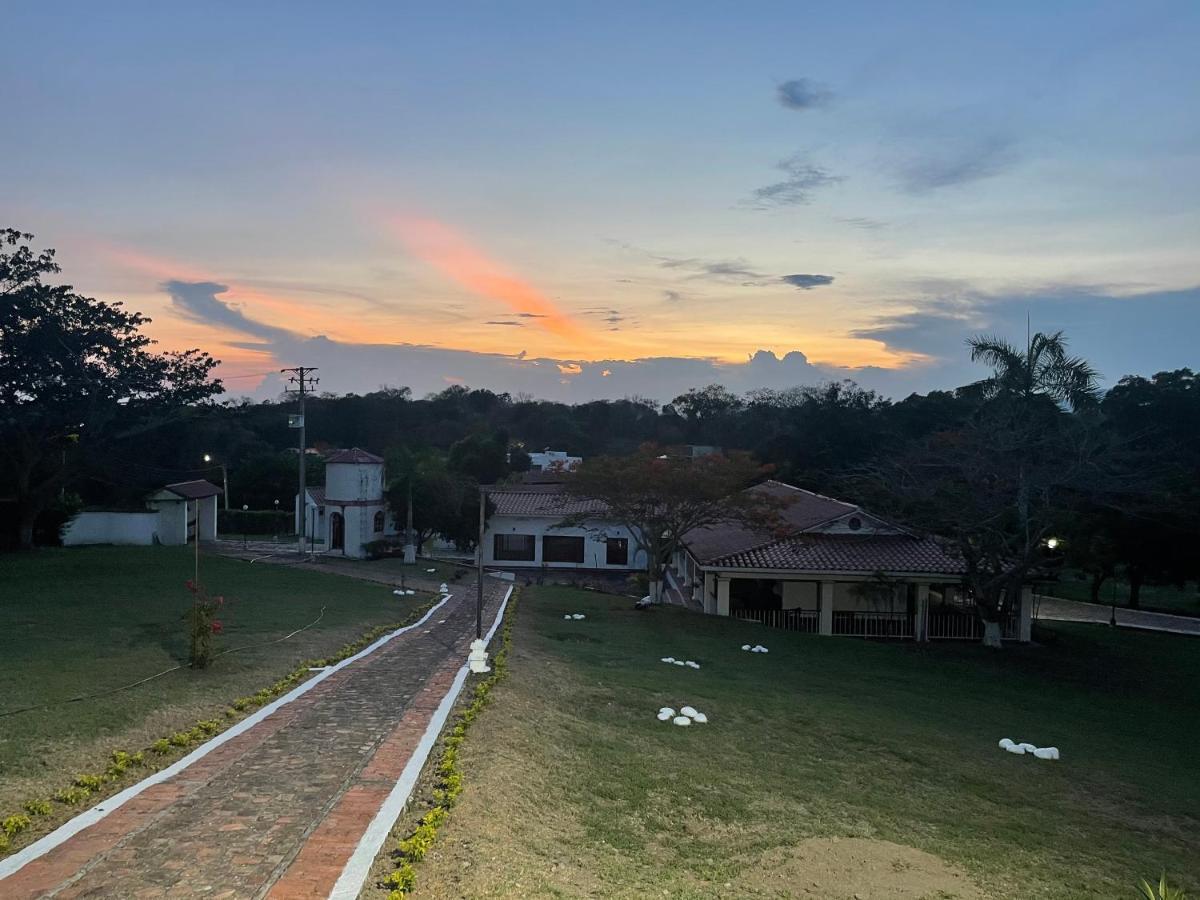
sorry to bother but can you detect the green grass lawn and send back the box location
[1043,570,1200,616]
[404,585,1199,900]
[0,545,426,814]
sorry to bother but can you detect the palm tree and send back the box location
[967,330,1101,412]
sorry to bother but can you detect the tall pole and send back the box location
[221,465,229,511]
[282,366,319,557]
[477,484,486,639]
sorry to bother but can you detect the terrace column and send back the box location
[914,583,930,642]
[818,581,835,636]
[1018,585,1033,643]
[702,572,716,614]
[716,577,731,616]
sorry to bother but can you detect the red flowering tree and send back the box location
[186,580,225,668]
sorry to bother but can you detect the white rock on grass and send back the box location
[1017,742,1037,753]
[741,644,752,651]
[998,738,1015,749]
[1005,744,1026,755]
[692,712,708,724]
[685,661,700,669]
[572,613,586,620]
[1033,747,1060,760]
[680,706,698,718]
[392,589,404,596]
[673,660,685,666]
[656,711,672,721]
[426,568,437,573]
[672,716,692,727]
[659,707,675,717]
[661,657,676,664]
[564,614,572,620]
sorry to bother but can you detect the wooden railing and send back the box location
[832,610,912,638]
[732,608,819,633]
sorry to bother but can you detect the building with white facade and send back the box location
[481,483,645,572]
[526,449,581,472]
[63,480,222,547]
[320,448,388,558]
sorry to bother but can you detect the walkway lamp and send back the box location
[203,453,230,510]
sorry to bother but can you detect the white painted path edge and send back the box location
[328,581,514,900]
[0,592,456,882]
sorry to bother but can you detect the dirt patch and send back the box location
[736,837,984,899]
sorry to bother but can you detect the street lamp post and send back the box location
[242,503,249,549]
[203,454,230,510]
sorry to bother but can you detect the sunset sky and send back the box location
[3,1,1198,401]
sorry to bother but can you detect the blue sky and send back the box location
[3,1,1198,400]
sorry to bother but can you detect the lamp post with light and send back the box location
[203,454,230,510]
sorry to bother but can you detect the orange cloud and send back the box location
[389,217,587,346]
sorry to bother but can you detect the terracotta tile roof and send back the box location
[709,533,966,575]
[306,486,326,506]
[489,485,609,517]
[159,480,223,500]
[325,448,384,464]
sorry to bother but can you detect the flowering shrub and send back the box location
[186,579,225,668]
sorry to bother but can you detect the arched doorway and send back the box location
[330,512,345,552]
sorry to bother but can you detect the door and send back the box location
[330,512,345,552]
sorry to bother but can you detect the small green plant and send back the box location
[72,773,106,791]
[2,814,31,837]
[23,799,52,816]
[53,786,90,805]
[1139,873,1189,900]
[151,738,171,755]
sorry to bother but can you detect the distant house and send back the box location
[672,481,1032,643]
[296,448,391,558]
[63,480,223,547]
[481,482,645,572]
[527,449,582,472]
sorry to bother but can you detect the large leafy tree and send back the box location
[561,444,776,602]
[0,229,222,548]
[867,331,1104,646]
[384,449,481,551]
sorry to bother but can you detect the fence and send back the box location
[927,605,1018,640]
[732,607,819,633]
[833,610,913,638]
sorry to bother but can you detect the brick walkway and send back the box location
[1,580,507,900]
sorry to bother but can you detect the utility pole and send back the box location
[477,484,486,639]
[282,365,318,557]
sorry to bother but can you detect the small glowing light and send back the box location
[203,453,212,462]
[1046,537,1060,550]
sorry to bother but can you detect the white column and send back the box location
[914,583,930,642]
[702,572,716,614]
[818,581,835,636]
[716,577,730,617]
[1019,585,1033,643]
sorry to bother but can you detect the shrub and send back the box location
[151,738,171,755]
[23,799,52,816]
[1139,874,1189,900]
[53,786,90,805]
[185,579,225,668]
[72,773,106,791]
[363,538,403,560]
[2,815,31,837]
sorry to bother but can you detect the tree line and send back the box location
[3,227,1198,616]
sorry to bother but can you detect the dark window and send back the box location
[606,536,629,566]
[494,533,535,561]
[542,535,585,563]
[373,511,385,533]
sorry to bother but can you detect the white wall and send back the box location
[482,515,645,570]
[63,511,159,546]
[326,462,383,502]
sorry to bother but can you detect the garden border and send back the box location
[0,591,456,882]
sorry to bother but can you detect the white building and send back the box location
[672,480,1032,643]
[309,448,389,558]
[481,484,645,572]
[527,449,581,472]
[63,480,222,547]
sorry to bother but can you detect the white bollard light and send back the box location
[468,638,491,673]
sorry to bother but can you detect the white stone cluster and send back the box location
[426,567,437,573]
[562,613,586,620]
[998,738,1059,760]
[656,705,708,726]
[741,644,769,653]
[439,582,449,594]
[660,657,700,669]
[392,588,416,596]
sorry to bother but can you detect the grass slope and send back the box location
[1043,571,1200,617]
[0,545,423,811]
[409,585,1199,900]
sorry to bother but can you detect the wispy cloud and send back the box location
[750,155,843,208]
[782,273,835,290]
[776,78,833,111]
[388,216,586,343]
[484,320,525,326]
[162,280,297,344]
[893,134,1019,193]
[662,289,684,303]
